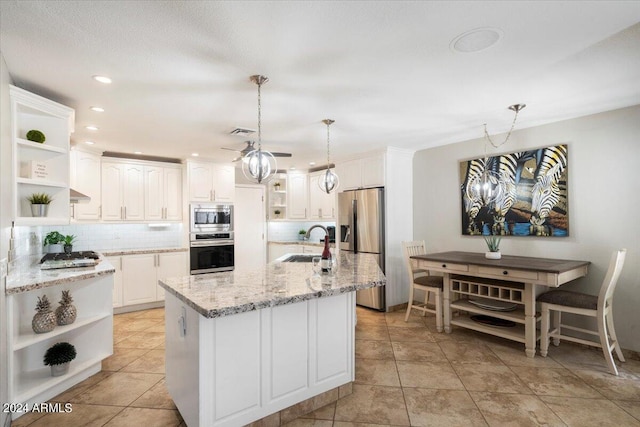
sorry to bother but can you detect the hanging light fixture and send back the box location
[469,103,526,204]
[318,119,339,194]
[242,75,277,184]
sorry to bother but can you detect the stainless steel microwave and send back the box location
[190,203,233,233]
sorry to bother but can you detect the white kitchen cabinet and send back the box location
[122,254,157,305]
[308,170,336,220]
[101,160,145,221]
[107,256,124,308]
[10,85,74,226]
[144,165,183,221]
[70,148,101,220]
[336,153,385,190]
[187,161,235,203]
[287,173,308,219]
[155,252,188,300]
[113,251,187,308]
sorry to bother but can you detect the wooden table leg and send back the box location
[524,283,536,358]
[443,273,451,333]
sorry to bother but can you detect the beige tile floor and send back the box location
[12,306,640,426]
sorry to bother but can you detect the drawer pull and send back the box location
[442,264,447,268]
[503,271,508,275]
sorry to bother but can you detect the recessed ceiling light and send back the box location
[90,106,105,113]
[84,141,95,145]
[191,153,199,157]
[92,75,112,84]
[134,151,142,155]
[85,125,99,131]
[450,27,503,53]
[309,162,316,166]
[289,167,296,170]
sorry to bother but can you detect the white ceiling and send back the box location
[1,1,640,170]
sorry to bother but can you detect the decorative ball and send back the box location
[26,130,46,143]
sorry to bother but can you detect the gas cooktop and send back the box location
[40,251,100,270]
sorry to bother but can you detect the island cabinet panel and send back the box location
[164,291,355,427]
[314,292,350,383]
[265,301,309,402]
[213,311,261,421]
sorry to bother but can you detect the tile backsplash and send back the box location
[268,221,335,243]
[12,223,184,258]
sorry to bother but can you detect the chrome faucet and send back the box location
[305,224,328,241]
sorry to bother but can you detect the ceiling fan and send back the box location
[221,141,292,162]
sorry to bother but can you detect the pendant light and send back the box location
[471,103,526,204]
[242,75,277,184]
[318,119,339,194]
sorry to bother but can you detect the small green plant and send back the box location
[299,229,307,235]
[63,235,76,245]
[43,231,65,246]
[27,193,53,204]
[43,342,76,366]
[274,209,281,215]
[484,235,502,252]
[26,129,46,143]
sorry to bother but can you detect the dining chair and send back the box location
[402,240,443,332]
[538,249,627,375]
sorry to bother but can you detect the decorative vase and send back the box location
[50,362,70,377]
[47,244,63,254]
[485,251,502,260]
[64,244,73,254]
[30,204,49,217]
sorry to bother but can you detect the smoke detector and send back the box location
[450,27,503,53]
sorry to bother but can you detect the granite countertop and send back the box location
[6,254,115,295]
[159,252,385,319]
[100,247,187,256]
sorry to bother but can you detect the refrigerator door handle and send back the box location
[352,199,358,253]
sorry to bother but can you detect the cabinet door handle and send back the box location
[319,208,322,217]
[332,208,335,217]
[503,271,509,275]
[124,206,127,219]
[442,264,447,268]
[210,190,213,201]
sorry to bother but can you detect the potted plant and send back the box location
[44,231,65,253]
[26,129,46,144]
[43,342,76,377]
[299,229,307,241]
[484,235,502,259]
[273,209,281,218]
[63,235,76,254]
[27,192,53,217]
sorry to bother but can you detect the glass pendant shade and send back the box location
[318,168,339,194]
[242,148,277,184]
[467,169,503,205]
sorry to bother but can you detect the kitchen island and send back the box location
[159,252,385,427]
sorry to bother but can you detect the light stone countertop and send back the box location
[159,252,385,319]
[100,247,187,256]
[268,240,324,247]
[6,254,115,295]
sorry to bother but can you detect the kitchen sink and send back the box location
[281,254,320,262]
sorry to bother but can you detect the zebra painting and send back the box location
[529,145,569,236]
[459,144,569,237]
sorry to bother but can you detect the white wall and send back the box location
[413,104,640,352]
[0,51,13,427]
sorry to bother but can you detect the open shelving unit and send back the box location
[7,274,113,413]
[449,275,539,344]
[268,174,288,220]
[10,85,74,226]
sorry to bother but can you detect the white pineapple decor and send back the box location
[32,295,56,333]
[55,290,77,326]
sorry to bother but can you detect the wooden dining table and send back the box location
[411,251,590,357]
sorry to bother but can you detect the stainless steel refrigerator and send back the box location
[338,187,385,310]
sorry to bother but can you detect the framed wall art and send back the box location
[460,144,568,237]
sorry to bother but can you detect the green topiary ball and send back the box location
[26,129,46,143]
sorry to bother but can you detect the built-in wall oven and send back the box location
[189,204,234,274]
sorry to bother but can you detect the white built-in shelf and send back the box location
[272,190,286,194]
[271,204,287,208]
[15,356,107,402]
[14,313,111,350]
[17,138,67,157]
[13,216,69,226]
[16,177,68,188]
